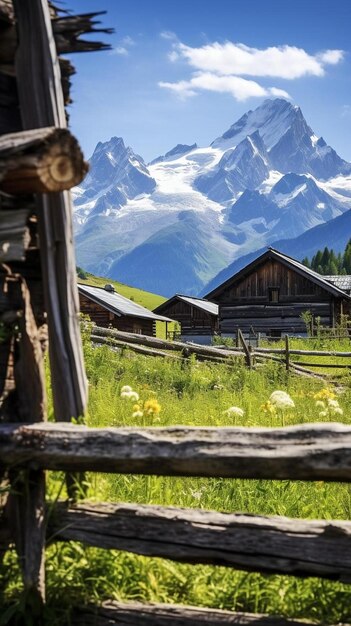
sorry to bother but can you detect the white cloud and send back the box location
[318,49,344,65]
[176,41,344,79]
[159,72,290,101]
[160,30,178,41]
[111,35,136,56]
[168,50,180,62]
[159,79,197,99]
[160,38,344,102]
[113,46,129,56]
[120,36,136,47]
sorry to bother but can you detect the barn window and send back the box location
[268,288,279,302]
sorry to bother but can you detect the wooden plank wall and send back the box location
[159,300,217,336]
[216,259,344,334]
[79,293,155,336]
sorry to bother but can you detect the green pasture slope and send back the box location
[2,332,351,624]
[77,271,173,338]
[77,270,166,311]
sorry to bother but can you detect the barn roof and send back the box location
[205,248,351,301]
[78,284,173,322]
[325,275,351,293]
[153,294,218,317]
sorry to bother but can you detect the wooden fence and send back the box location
[1,421,351,623]
[90,325,351,378]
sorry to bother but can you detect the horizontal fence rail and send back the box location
[50,501,351,581]
[2,422,351,481]
[90,326,351,378]
[73,600,325,625]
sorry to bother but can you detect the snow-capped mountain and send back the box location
[74,136,156,222]
[73,99,351,296]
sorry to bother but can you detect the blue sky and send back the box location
[66,0,351,163]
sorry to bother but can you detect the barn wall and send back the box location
[79,293,155,336]
[216,259,344,336]
[159,300,218,336]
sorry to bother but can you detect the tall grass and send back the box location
[2,331,351,624]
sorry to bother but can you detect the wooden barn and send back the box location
[205,248,351,337]
[153,294,219,344]
[78,283,173,336]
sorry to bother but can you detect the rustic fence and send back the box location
[1,421,351,623]
[90,325,351,378]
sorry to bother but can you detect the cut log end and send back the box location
[0,127,89,194]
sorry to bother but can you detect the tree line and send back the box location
[302,240,351,275]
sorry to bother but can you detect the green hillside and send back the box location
[77,270,166,311]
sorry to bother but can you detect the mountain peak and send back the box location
[211,98,301,152]
[150,142,198,165]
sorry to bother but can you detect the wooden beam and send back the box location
[51,501,351,581]
[90,334,233,364]
[91,326,243,359]
[0,208,31,262]
[72,600,331,626]
[0,12,111,65]
[4,275,47,609]
[0,127,88,193]
[2,422,351,482]
[238,329,252,368]
[13,0,88,422]
[90,334,180,360]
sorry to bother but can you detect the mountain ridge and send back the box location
[73,98,351,297]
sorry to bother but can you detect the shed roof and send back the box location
[78,284,173,322]
[325,275,351,293]
[205,248,351,301]
[153,294,218,317]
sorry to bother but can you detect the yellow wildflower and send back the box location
[260,401,276,415]
[313,388,336,401]
[144,398,161,416]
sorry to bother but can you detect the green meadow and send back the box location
[2,327,351,624]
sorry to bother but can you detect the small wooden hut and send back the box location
[205,247,351,337]
[78,283,173,336]
[153,294,218,343]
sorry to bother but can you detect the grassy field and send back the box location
[2,329,351,624]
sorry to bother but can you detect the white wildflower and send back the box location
[315,400,325,409]
[121,390,139,401]
[224,406,244,418]
[132,410,144,418]
[331,407,343,416]
[269,390,295,410]
[121,385,133,394]
[327,399,339,408]
[319,411,328,418]
[128,391,139,401]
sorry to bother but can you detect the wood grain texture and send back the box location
[0,126,88,193]
[91,326,243,359]
[73,601,332,626]
[51,501,351,581]
[4,275,47,606]
[13,0,88,421]
[2,422,351,482]
[0,208,30,262]
[0,11,111,65]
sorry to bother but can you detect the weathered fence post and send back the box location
[238,329,252,369]
[6,274,47,612]
[285,334,290,372]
